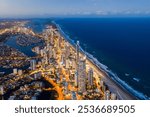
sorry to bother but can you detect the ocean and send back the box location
[55,17,150,99]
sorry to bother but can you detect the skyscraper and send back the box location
[78,56,87,93]
[30,60,36,70]
[75,70,78,87]
[50,26,54,45]
[48,45,53,60]
[104,90,110,100]
[111,93,117,100]
[13,68,18,75]
[76,41,80,64]
[0,85,4,95]
[88,68,94,86]
[65,42,70,59]
[65,59,70,69]
[76,41,80,87]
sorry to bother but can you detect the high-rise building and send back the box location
[61,54,65,65]
[40,49,44,56]
[52,49,57,59]
[48,45,53,60]
[38,61,42,66]
[65,43,70,59]
[76,41,80,64]
[34,46,40,54]
[111,93,117,100]
[45,54,49,65]
[18,69,23,76]
[65,59,70,69]
[50,26,54,45]
[75,41,80,87]
[75,70,78,87]
[30,60,36,70]
[0,85,4,95]
[78,56,87,93]
[13,68,18,75]
[88,68,93,86]
[64,82,69,94]
[72,59,76,69]
[104,90,110,100]
[34,72,41,79]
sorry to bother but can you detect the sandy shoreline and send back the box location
[55,23,137,100]
[86,58,137,100]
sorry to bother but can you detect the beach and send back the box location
[86,59,137,100]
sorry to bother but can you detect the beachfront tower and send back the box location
[30,60,36,70]
[76,41,80,87]
[78,56,87,93]
[104,90,110,100]
[65,42,70,59]
[0,85,4,95]
[50,26,54,45]
[88,68,94,86]
[75,70,78,87]
[76,41,80,64]
[111,93,117,100]
[0,85,4,100]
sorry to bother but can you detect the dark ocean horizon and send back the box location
[55,17,150,99]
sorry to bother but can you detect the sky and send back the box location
[0,0,150,17]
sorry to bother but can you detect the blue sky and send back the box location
[0,0,150,17]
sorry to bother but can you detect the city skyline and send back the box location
[0,0,150,18]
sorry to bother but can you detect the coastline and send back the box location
[54,21,139,100]
[86,59,137,100]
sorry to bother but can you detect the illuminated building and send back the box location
[45,54,49,65]
[88,68,93,86]
[30,60,36,70]
[75,41,80,87]
[48,45,53,59]
[65,42,70,59]
[38,61,42,66]
[78,56,87,93]
[0,85,4,95]
[34,46,40,54]
[104,90,110,100]
[50,26,54,45]
[111,93,117,100]
[61,54,65,65]
[52,49,56,59]
[40,49,44,56]
[13,68,18,75]
[65,59,70,69]
[72,59,76,69]
[76,41,80,64]
[64,82,69,94]
[75,70,78,87]
[18,69,23,76]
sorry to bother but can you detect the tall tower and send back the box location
[76,41,80,64]
[0,85,4,95]
[88,68,93,86]
[50,26,54,45]
[111,93,117,100]
[78,56,87,93]
[75,70,78,87]
[76,41,80,87]
[30,60,36,70]
[104,90,110,100]
[0,85,4,100]
[65,42,70,59]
